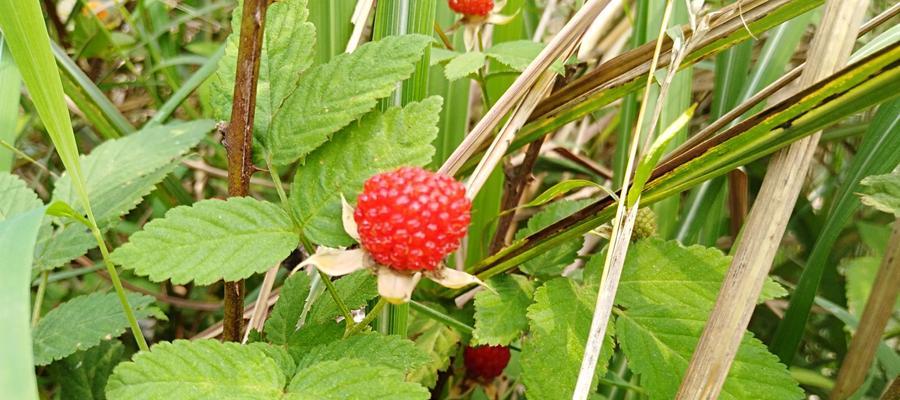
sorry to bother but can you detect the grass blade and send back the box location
[0,0,148,351]
[0,35,21,171]
[0,207,45,400]
[770,97,900,362]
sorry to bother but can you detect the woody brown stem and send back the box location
[222,0,270,342]
[489,138,545,254]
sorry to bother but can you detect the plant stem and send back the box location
[266,158,355,331]
[31,271,48,327]
[409,300,473,334]
[90,226,149,352]
[317,269,355,330]
[222,0,271,342]
[345,297,387,337]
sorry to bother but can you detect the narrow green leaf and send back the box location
[286,359,429,400]
[771,98,900,362]
[522,179,615,208]
[0,172,41,220]
[514,200,592,277]
[296,332,430,375]
[49,340,124,400]
[307,0,355,64]
[627,104,696,207]
[0,37,21,171]
[443,51,486,81]
[106,340,286,400]
[473,274,534,345]
[269,34,432,166]
[211,0,316,150]
[292,96,441,246]
[33,292,157,366]
[111,197,299,285]
[858,172,900,216]
[522,278,614,399]
[0,206,44,400]
[265,272,312,345]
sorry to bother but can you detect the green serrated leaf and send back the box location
[106,340,286,400]
[408,305,461,388]
[50,340,124,400]
[514,200,592,277]
[292,96,442,246]
[111,197,299,285]
[35,121,211,271]
[33,292,157,366]
[211,0,316,151]
[0,172,42,221]
[296,332,429,375]
[613,239,786,310]
[522,278,614,399]
[473,274,534,345]
[286,321,345,364]
[443,51,485,81]
[857,172,900,217]
[248,342,297,380]
[616,304,802,400]
[52,120,212,227]
[485,40,545,72]
[843,256,900,322]
[33,223,96,272]
[268,34,432,166]
[265,272,312,345]
[614,239,802,399]
[285,359,429,400]
[307,270,377,324]
[430,47,460,65]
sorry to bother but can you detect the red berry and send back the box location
[464,345,510,380]
[448,0,494,16]
[354,167,471,272]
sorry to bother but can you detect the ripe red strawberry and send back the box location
[465,345,511,381]
[354,167,471,272]
[448,0,494,16]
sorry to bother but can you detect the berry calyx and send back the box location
[354,167,471,272]
[464,345,511,381]
[448,0,494,16]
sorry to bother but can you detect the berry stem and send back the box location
[345,297,387,338]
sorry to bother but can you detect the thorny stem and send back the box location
[222,0,271,342]
[345,297,387,338]
[489,138,545,254]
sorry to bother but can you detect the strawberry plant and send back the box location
[1,0,899,399]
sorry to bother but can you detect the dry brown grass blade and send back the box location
[438,0,614,177]
[531,0,780,120]
[574,2,709,397]
[830,219,900,400]
[663,1,900,164]
[674,1,871,398]
[242,264,279,343]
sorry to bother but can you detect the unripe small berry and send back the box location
[631,207,658,241]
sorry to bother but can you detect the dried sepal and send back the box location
[299,247,373,276]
